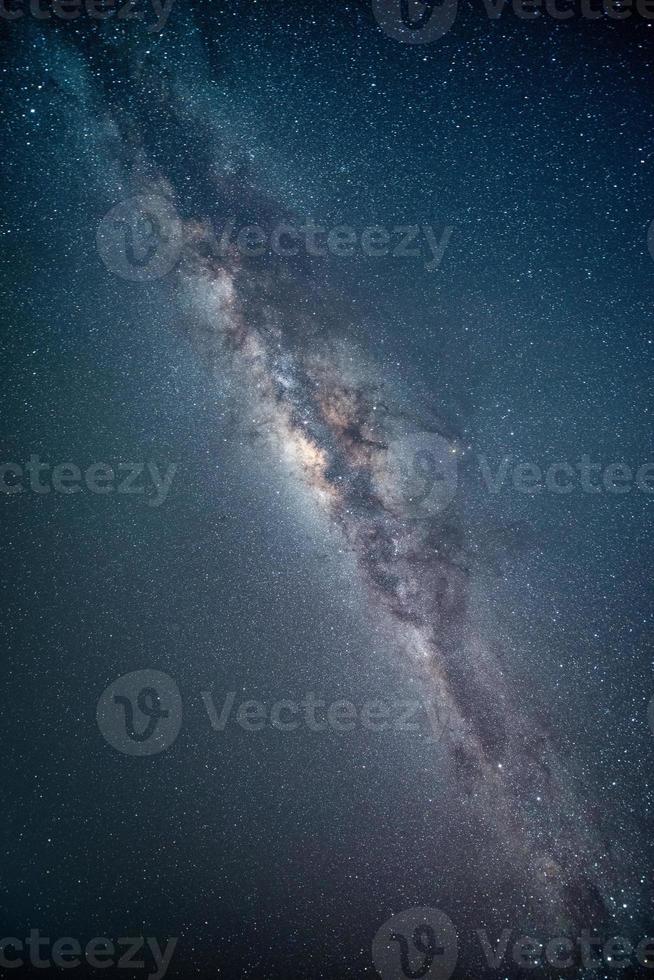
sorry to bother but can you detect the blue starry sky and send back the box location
[1,1,653,977]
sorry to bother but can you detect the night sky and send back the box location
[1,1,654,977]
